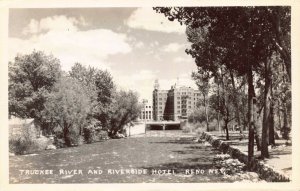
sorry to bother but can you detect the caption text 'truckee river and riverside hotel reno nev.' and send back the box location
[18,168,226,176]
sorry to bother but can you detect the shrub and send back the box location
[181,122,206,134]
[9,138,38,155]
[9,127,39,155]
[83,120,103,143]
[83,125,95,144]
[67,129,82,146]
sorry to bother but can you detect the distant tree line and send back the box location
[9,51,141,147]
[154,6,291,161]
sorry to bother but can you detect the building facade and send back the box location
[139,99,153,121]
[153,80,201,121]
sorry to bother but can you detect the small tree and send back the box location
[192,71,211,132]
[43,76,90,146]
[69,63,115,130]
[107,90,141,137]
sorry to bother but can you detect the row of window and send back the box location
[175,92,200,96]
[177,106,192,109]
[155,97,199,104]
[177,101,193,104]
[141,115,152,120]
[158,102,166,105]
[176,96,200,100]
[156,110,190,115]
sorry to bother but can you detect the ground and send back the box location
[208,131,292,178]
[10,130,260,183]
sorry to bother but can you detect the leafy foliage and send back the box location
[69,63,115,129]
[107,90,142,137]
[42,76,91,146]
[9,51,61,120]
[154,6,291,159]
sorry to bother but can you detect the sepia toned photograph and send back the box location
[3,3,297,187]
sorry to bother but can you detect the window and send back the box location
[177,101,180,104]
[177,106,180,109]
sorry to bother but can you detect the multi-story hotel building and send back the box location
[139,99,153,121]
[153,79,201,121]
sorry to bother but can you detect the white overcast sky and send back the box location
[9,7,198,101]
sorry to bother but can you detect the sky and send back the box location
[9,8,198,101]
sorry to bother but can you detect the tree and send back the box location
[154,6,291,162]
[42,76,91,146]
[192,71,211,132]
[69,63,115,130]
[209,72,236,140]
[9,51,61,133]
[107,90,141,137]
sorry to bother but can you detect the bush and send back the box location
[68,130,82,146]
[83,120,104,143]
[53,130,65,148]
[188,108,207,123]
[83,125,95,144]
[182,122,206,134]
[9,127,39,155]
[9,138,38,155]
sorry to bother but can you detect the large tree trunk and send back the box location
[277,100,282,131]
[253,101,261,151]
[247,66,255,166]
[63,124,71,147]
[224,120,229,141]
[269,78,275,145]
[242,77,248,131]
[262,59,272,158]
[254,123,261,151]
[217,80,221,132]
[269,99,275,145]
[282,102,290,140]
[224,107,230,140]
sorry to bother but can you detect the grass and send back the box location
[9,130,256,183]
[10,131,234,183]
